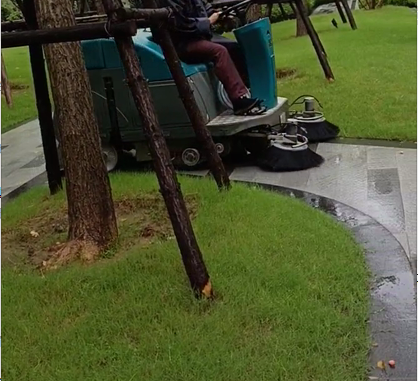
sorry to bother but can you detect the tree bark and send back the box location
[101,0,213,298]
[34,0,118,264]
[245,3,262,23]
[1,53,13,108]
[294,0,307,37]
[141,0,230,191]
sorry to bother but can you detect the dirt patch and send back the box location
[2,192,199,269]
[10,83,29,90]
[276,68,297,79]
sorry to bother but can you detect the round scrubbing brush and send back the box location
[255,124,325,172]
[288,95,340,143]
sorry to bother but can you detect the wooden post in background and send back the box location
[22,0,63,195]
[340,0,357,29]
[294,0,334,81]
[335,0,347,23]
[101,0,213,298]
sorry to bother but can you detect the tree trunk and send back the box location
[101,0,213,298]
[34,0,118,265]
[1,53,13,108]
[245,3,262,23]
[295,1,307,37]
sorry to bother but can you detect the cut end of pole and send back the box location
[201,280,213,298]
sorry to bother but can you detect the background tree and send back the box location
[33,0,118,265]
[295,0,308,37]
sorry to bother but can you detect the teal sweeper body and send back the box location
[55,17,332,171]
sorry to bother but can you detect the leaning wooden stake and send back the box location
[1,53,13,108]
[134,0,230,190]
[335,0,347,23]
[294,0,334,81]
[21,0,63,195]
[102,0,213,298]
[278,3,288,20]
[340,0,357,30]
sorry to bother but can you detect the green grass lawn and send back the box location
[3,174,370,381]
[273,6,417,141]
[1,46,38,133]
[2,7,415,140]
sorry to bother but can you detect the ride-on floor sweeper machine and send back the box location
[55,15,339,172]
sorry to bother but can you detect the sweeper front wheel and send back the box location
[102,143,119,172]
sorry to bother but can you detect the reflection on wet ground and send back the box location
[249,182,417,381]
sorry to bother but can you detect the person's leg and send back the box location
[178,39,248,102]
[210,35,250,87]
[177,39,264,115]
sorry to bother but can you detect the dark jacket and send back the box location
[162,0,215,47]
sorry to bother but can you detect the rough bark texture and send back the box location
[1,53,13,108]
[34,0,118,264]
[245,3,262,23]
[294,0,307,37]
[142,0,230,191]
[102,0,212,298]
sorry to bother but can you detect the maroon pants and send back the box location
[177,39,248,102]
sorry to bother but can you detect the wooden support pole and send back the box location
[340,0,357,29]
[102,0,213,298]
[131,0,231,190]
[266,3,273,19]
[2,12,101,32]
[335,0,347,23]
[1,53,13,108]
[22,0,62,195]
[115,7,171,21]
[293,0,334,81]
[1,20,139,49]
[278,3,288,20]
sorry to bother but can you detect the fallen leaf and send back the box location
[368,377,379,380]
[30,230,39,238]
[377,360,386,370]
[372,343,379,347]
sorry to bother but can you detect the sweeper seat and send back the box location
[81,29,212,81]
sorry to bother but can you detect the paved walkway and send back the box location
[2,120,417,274]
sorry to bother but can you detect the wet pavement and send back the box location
[250,185,417,380]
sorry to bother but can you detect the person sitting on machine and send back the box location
[162,0,266,116]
